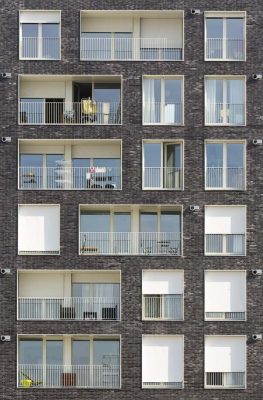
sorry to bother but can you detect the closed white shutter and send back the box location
[205,206,246,234]
[140,18,182,47]
[205,271,246,312]
[142,270,183,294]
[20,11,60,24]
[142,335,184,383]
[205,336,246,372]
[18,205,60,253]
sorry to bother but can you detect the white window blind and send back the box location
[18,205,60,253]
[142,270,183,294]
[205,206,246,234]
[20,11,60,24]
[142,335,184,383]
[205,336,246,372]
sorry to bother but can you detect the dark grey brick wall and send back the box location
[0,1,262,399]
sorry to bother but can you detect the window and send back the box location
[143,141,183,189]
[205,13,245,60]
[18,205,60,254]
[142,270,184,320]
[205,271,246,320]
[20,11,60,59]
[142,335,184,388]
[143,76,183,125]
[205,141,245,190]
[81,32,133,60]
[205,336,246,389]
[205,206,246,255]
[205,77,245,125]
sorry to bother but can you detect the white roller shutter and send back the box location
[205,206,246,234]
[142,270,183,294]
[20,11,60,24]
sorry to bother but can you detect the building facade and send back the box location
[0,1,262,399]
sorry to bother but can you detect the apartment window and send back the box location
[142,335,184,388]
[20,11,60,59]
[205,77,245,125]
[81,32,133,60]
[205,271,246,320]
[205,336,246,389]
[205,206,246,256]
[143,141,183,189]
[143,76,183,125]
[18,204,60,255]
[205,13,245,60]
[142,270,183,320]
[205,141,245,190]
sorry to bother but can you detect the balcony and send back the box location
[143,167,183,189]
[19,75,122,125]
[80,232,181,256]
[18,364,120,388]
[20,37,60,60]
[143,294,183,320]
[205,103,245,125]
[205,311,245,321]
[205,372,245,388]
[205,234,245,256]
[18,297,120,321]
[80,10,183,61]
[205,167,245,190]
[143,102,183,125]
[205,38,245,61]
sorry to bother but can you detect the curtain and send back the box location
[205,79,217,123]
[143,79,156,123]
[228,80,244,124]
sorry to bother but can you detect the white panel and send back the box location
[20,81,66,98]
[18,205,60,253]
[20,11,60,24]
[82,17,133,32]
[142,336,184,383]
[205,12,245,18]
[140,18,182,43]
[205,336,246,372]
[205,206,246,234]
[142,270,183,294]
[19,272,64,297]
[20,144,65,154]
[205,271,246,312]
[72,271,120,283]
[72,143,120,159]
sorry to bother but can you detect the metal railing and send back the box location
[79,232,181,256]
[143,381,183,389]
[205,103,245,125]
[205,234,245,255]
[21,37,60,59]
[19,166,121,190]
[18,297,120,320]
[80,37,183,61]
[205,372,245,388]
[19,101,121,125]
[143,102,183,124]
[143,294,183,320]
[205,38,245,60]
[18,364,120,388]
[143,167,183,189]
[206,167,245,189]
[205,311,246,320]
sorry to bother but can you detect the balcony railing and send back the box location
[80,37,183,61]
[205,38,245,60]
[143,294,183,320]
[143,381,183,389]
[20,37,60,59]
[19,101,121,125]
[206,167,245,190]
[143,167,183,189]
[19,167,121,190]
[18,297,120,320]
[143,102,183,125]
[205,372,245,388]
[205,234,245,255]
[205,311,246,321]
[79,232,181,256]
[18,364,120,388]
[205,103,245,125]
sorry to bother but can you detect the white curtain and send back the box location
[206,79,217,123]
[228,80,244,124]
[143,79,156,123]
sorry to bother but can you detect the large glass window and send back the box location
[143,77,183,124]
[205,78,245,125]
[206,17,245,60]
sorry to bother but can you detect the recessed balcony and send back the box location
[80,11,183,61]
[19,75,122,125]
